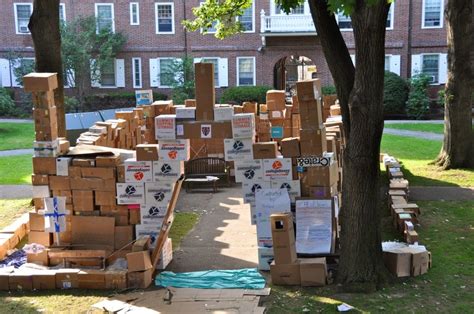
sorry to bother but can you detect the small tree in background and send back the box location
[169,56,195,105]
[406,73,431,119]
[383,71,409,115]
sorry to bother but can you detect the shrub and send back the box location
[383,71,409,115]
[406,74,431,119]
[220,86,272,104]
[0,88,16,116]
[322,86,337,95]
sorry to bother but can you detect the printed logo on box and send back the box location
[153,161,183,181]
[263,158,292,181]
[145,182,173,206]
[201,124,212,138]
[234,160,263,182]
[271,126,283,139]
[117,183,145,204]
[242,181,271,204]
[159,140,190,161]
[224,139,253,161]
[271,180,301,203]
[140,204,167,221]
[296,156,332,167]
[125,161,153,183]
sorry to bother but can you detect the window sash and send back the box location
[130,3,139,25]
[202,58,219,86]
[16,4,32,33]
[424,0,442,26]
[100,60,115,87]
[159,59,175,87]
[133,58,142,88]
[238,58,255,86]
[239,4,253,32]
[157,4,173,33]
[384,56,391,72]
[97,5,113,32]
[422,55,439,83]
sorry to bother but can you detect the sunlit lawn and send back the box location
[0,154,32,185]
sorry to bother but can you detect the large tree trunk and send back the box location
[435,0,473,169]
[29,0,66,137]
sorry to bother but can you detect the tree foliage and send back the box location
[4,51,36,87]
[169,56,196,105]
[0,88,15,116]
[383,71,409,115]
[406,73,431,119]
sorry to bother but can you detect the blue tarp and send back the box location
[155,268,266,289]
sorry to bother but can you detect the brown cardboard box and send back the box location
[68,166,82,178]
[266,90,286,111]
[128,268,153,289]
[270,261,301,286]
[136,144,159,161]
[96,155,121,167]
[27,250,49,266]
[299,128,327,156]
[243,102,258,114]
[32,157,57,175]
[304,184,338,198]
[115,226,134,250]
[195,63,215,121]
[52,189,72,204]
[129,208,141,225]
[296,79,321,101]
[56,269,80,289]
[253,142,278,159]
[383,250,412,277]
[78,270,106,289]
[299,100,323,128]
[49,176,71,190]
[72,159,95,167]
[185,99,196,107]
[72,190,94,212]
[410,249,431,276]
[271,213,297,265]
[32,271,56,290]
[23,73,58,92]
[31,90,55,108]
[0,273,9,291]
[95,179,117,192]
[281,137,300,158]
[105,270,128,289]
[182,121,233,139]
[81,167,116,179]
[33,106,57,127]
[29,212,45,231]
[132,236,150,252]
[9,273,33,291]
[299,257,327,286]
[28,231,53,246]
[291,95,299,113]
[32,174,49,186]
[71,216,115,248]
[95,191,116,206]
[70,177,102,190]
[127,251,153,272]
[301,162,339,187]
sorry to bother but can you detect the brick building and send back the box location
[0,0,447,99]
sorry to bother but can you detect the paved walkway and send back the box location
[383,128,443,141]
[0,149,33,157]
[0,118,32,123]
[0,185,32,199]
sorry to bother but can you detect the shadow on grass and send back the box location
[399,164,461,187]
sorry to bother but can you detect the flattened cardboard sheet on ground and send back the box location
[66,144,135,157]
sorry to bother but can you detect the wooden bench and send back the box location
[184,157,230,192]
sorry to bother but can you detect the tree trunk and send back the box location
[338,1,391,289]
[435,0,473,169]
[29,0,66,137]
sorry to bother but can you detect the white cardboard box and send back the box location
[242,181,271,204]
[153,160,184,182]
[140,203,167,219]
[124,159,153,183]
[232,113,255,139]
[158,139,190,161]
[223,138,254,161]
[176,107,196,120]
[258,246,274,271]
[271,180,301,203]
[155,114,176,140]
[33,185,50,198]
[144,182,174,207]
[56,157,72,176]
[214,106,234,121]
[116,183,145,205]
[234,159,263,182]
[262,158,293,181]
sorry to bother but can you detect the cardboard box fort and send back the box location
[280,137,300,158]
[116,183,145,205]
[266,90,286,111]
[214,106,234,121]
[144,182,174,207]
[223,138,254,161]
[242,181,271,205]
[126,251,153,272]
[136,144,159,161]
[270,180,301,203]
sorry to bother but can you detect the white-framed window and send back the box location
[200,2,217,33]
[384,55,401,75]
[386,3,394,30]
[411,53,447,84]
[422,0,443,28]
[14,3,33,35]
[336,11,352,30]
[9,57,35,87]
[202,58,219,86]
[384,56,390,72]
[59,3,66,23]
[273,1,308,15]
[91,58,125,88]
[237,1,254,33]
[155,3,174,34]
[422,54,440,84]
[132,58,142,88]
[100,59,116,87]
[157,58,176,88]
[130,2,139,25]
[95,3,115,33]
[237,57,256,86]
[194,58,229,88]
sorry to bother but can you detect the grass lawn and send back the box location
[0,123,34,151]
[169,212,200,250]
[385,122,444,134]
[264,200,474,313]
[381,134,474,186]
[0,199,33,229]
[0,155,32,185]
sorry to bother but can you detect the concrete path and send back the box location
[383,128,443,141]
[410,186,474,201]
[0,149,33,157]
[169,185,258,272]
[0,119,32,123]
[0,185,32,199]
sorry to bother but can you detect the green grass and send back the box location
[265,200,474,313]
[169,212,200,250]
[0,154,32,185]
[381,134,474,186]
[0,123,34,151]
[0,199,33,230]
[385,122,444,134]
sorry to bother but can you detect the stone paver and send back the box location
[0,149,33,157]
[0,185,32,199]
[383,128,443,141]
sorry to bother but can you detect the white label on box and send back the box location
[201,124,212,139]
[234,159,263,182]
[214,107,234,121]
[116,183,145,204]
[296,199,333,254]
[271,180,301,203]
[223,138,254,161]
[153,160,183,182]
[262,158,292,181]
[255,189,291,247]
[176,107,196,119]
[176,124,184,136]
[242,181,271,204]
[155,115,176,140]
[258,246,274,271]
[145,182,174,207]
[232,113,255,139]
[56,157,72,176]
[159,139,190,161]
[271,111,282,119]
[33,185,50,198]
[140,204,167,219]
[124,160,153,183]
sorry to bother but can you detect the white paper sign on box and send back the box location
[56,157,72,176]
[271,180,301,203]
[232,113,255,138]
[255,188,291,247]
[159,139,190,161]
[43,197,68,233]
[258,246,274,271]
[262,158,293,181]
[116,183,145,205]
[153,160,184,182]
[223,138,254,161]
[295,199,333,254]
[145,182,174,207]
[124,159,153,183]
[242,181,271,204]
[155,114,176,140]
[234,159,263,182]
